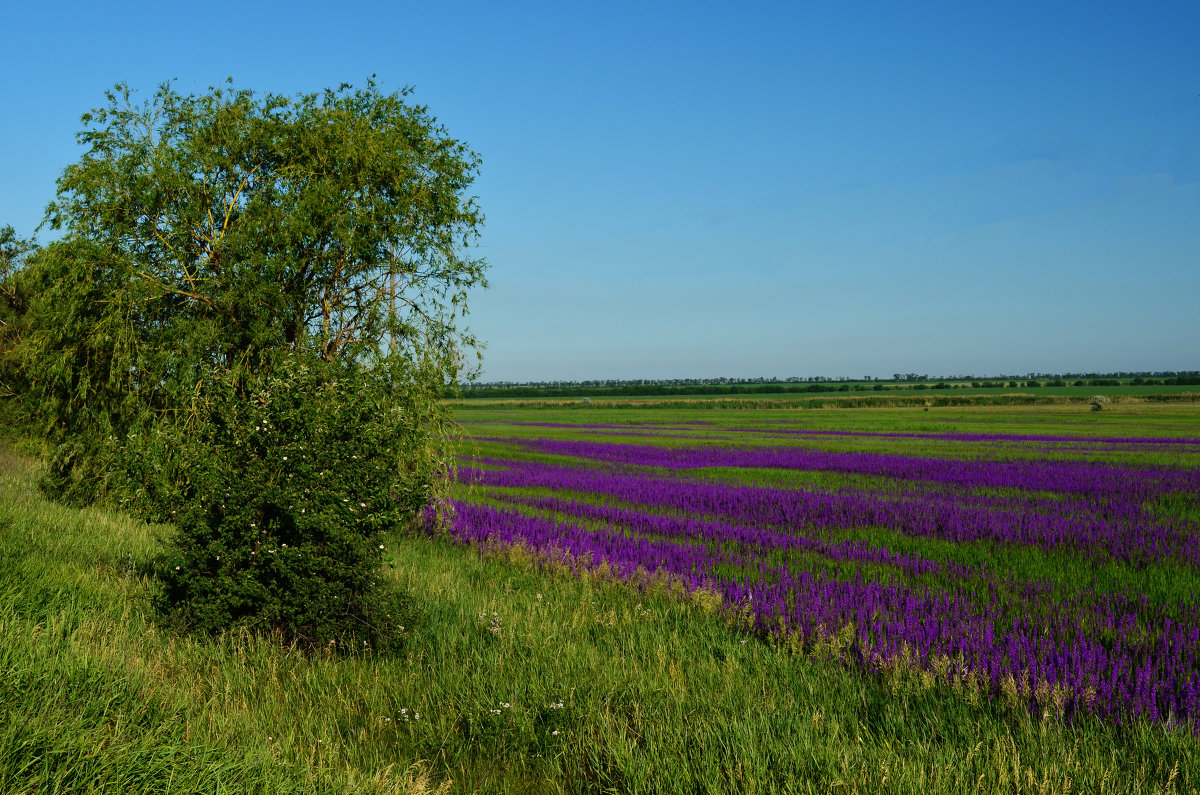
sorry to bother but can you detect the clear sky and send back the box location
[2,1,1197,381]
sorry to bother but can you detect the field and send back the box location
[3,401,1200,792]
[452,402,1200,722]
[449,386,1200,412]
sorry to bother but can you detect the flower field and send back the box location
[448,407,1200,730]
[5,405,1200,792]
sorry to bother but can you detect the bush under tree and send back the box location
[16,79,486,650]
[148,358,436,650]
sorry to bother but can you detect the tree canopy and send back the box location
[50,79,484,365]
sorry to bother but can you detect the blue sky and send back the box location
[2,1,1197,381]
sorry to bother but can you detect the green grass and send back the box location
[3,423,1200,793]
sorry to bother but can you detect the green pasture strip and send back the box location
[2,443,1198,792]
[1151,492,1200,524]
[686,464,925,495]
[448,388,1200,413]
[813,523,1200,617]
[679,464,1083,508]
[455,402,1200,438]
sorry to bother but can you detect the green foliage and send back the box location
[14,78,487,648]
[149,359,433,651]
[0,226,40,431]
[16,236,149,503]
[44,78,486,370]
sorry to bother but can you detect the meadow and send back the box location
[2,401,1199,792]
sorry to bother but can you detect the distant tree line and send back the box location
[455,371,1200,399]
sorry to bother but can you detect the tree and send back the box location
[22,79,487,649]
[0,226,40,415]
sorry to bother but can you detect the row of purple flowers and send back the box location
[462,455,1200,569]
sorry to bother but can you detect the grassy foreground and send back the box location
[2,431,1198,793]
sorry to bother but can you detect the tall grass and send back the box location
[1,435,1197,793]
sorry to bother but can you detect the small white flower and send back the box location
[175,566,180,570]
[282,544,287,548]
[552,730,559,736]
[282,456,287,461]
[379,544,385,550]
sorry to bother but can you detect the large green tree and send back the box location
[21,79,487,649]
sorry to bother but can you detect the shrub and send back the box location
[150,358,445,652]
[1089,394,1111,412]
